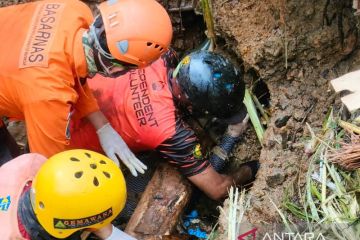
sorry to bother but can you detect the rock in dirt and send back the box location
[265,168,286,188]
[274,115,291,128]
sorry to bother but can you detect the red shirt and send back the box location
[70,57,176,152]
[70,53,209,177]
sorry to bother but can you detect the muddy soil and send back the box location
[3,0,360,238]
[212,0,360,234]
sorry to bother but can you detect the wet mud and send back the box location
[3,0,360,237]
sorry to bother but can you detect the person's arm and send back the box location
[156,118,210,177]
[86,110,109,130]
[156,116,249,175]
[155,118,234,200]
[93,224,137,240]
[76,77,146,176]
[86,110,147,177]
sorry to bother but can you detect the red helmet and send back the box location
[95,0,173,67]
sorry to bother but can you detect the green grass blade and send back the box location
[243,88,265,145]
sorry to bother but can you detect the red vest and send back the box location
[70,58,176,152]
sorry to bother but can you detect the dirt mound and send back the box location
[213,0,360,228]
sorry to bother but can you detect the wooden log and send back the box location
[125,163,193,239]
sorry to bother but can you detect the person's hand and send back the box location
[96,123,147,176]
[226,114,249,137]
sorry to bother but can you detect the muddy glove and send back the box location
[96,123,147,176]
[226,114,249,137]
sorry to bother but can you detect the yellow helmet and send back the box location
[31,150,126,239]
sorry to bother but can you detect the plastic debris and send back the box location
[183,210,208,239]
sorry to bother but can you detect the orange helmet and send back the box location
[92,0,173,68]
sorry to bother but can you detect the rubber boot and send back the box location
[0,124,20,166]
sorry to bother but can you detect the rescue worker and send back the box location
[0,149,135,240]
[0,0,173,177]
[70,50,260,201]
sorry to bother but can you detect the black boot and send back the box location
[0,124,20,166]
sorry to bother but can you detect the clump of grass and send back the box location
[282,109,360,239]
[209,187,250,240]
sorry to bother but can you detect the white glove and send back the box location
[105,225,137,240]
[96,123,147,176]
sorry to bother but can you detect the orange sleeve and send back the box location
[24,99,73,158]
[73,81,100,120]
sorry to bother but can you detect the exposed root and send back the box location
[329,134,360,171]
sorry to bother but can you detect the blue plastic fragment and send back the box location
[186,210,198,219]
[188,227,207,239]
[183,210,207,239]
[184,220,190,227]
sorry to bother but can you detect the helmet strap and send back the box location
[86,27,128,77]
[93,48,128,77]
[89,18,114,60]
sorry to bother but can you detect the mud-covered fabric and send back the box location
[18,190,81,240]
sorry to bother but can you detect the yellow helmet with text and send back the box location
[31,150,126,238]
